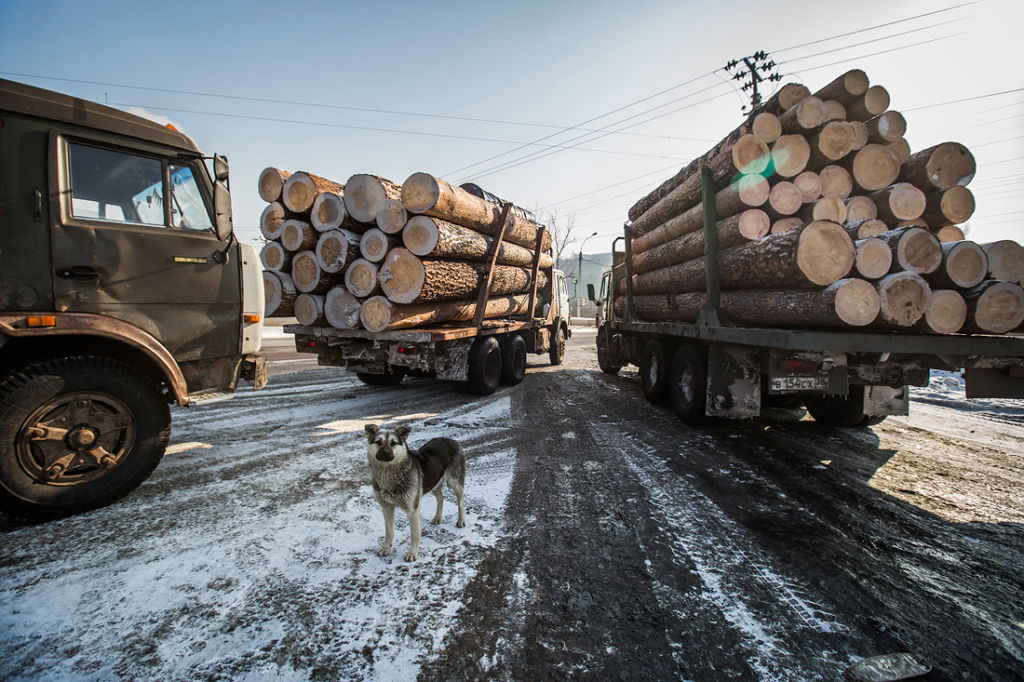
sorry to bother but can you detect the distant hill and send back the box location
[556,251,613,300]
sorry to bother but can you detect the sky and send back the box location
[1,0,1022,255]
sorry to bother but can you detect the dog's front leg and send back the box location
[405,508,421,561]
[377,504,395,557]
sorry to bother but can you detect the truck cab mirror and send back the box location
[213,154,230,182]
[213,179,233,241]
[587,283,596,302]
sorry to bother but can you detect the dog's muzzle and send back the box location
[375,448,394,462]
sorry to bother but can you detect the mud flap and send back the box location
[706,344,760,419]
[863,385,908,417]
[240,354,267,390]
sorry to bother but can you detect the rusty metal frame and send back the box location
[524,226,548,324]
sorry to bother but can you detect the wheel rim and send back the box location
[16,391,136,486]
[677,364,696,409]
[646,355,659,387]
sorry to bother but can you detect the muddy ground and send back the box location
[1,328,1022,680]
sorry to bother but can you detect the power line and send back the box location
[785,33,965,77]
[776,18,964,66]
[903,88,1024,113]
[541,162,685,211]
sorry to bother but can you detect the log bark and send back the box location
[263,270,296,317]
[379,248,548,304]
[983,240,1024,281]
[315,229,361,274]
[866,111,906,144]
[876,272,930,327]
[260,241,291,272]
[876,227,942,274]
[842,144,901,192]
[282,172,344,214]
[924,240,988,289]
[615,279,879,328]
[291,250,334,294]
[935,225,965,243]
[915,290,967,334]
[845,196,878,224]
[310,192,373,233]
[258,167,291,203]
[769,134,811,177]
[631,209,769,275]
[631,175,769,253]
[628,221,854,294]
[899,142,976,190]
[280,219,318,252]
[771,217,804,234]
[921,185,975,226]
[375,198,408,234]
[846,219,888,239]
[359,227,400,263]
[402,173,551,250]
[294,293,327,327]
[779,96,826,133]
[800,195,847,224]
[813,69,869,104]
[402,215,554,268]
[855,237,893,280]
[762,83,811,115]
[806,121,857,168]
[794,171,821,203]
[964,281,1024,334]
[260,202,295,240]
[845,85,890,121]
[767,181,803,216]
[818,164,853,199]
[345,174,402,223]
[325,286,362,329]
[360,294,531,333]
[345,259,380,298]
[871,183,926,222]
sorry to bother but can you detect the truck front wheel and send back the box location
[670,345,707,425]
[597,326,621,375]
[640,340,671,405]
[466,336,502,395]
[500,334,527,386]
[549,326,566,366]
[0,356,170,520]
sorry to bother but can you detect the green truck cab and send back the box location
[0,79,266,519]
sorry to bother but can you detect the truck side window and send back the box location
[169,164,213,230]
[68,143,164,225]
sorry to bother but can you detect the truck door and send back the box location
[50,136,240,362]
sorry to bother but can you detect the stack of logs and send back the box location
[259,168,552,333]
[618,68,1024,335]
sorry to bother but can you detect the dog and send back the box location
[365,424,466,561]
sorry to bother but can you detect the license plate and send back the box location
[770,376,827,393]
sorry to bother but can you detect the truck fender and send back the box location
[0,312,190,405]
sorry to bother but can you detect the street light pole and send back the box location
[577,231,598,318]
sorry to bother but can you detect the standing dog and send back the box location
[365,424,466,561]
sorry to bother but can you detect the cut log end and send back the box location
[874,183,926,222]
[345,259,380,298]
[291,250,329,294]
[752,112,782,143]
[258,167,291,203]
[263,270,296,317]
[403,215,440,256]
[868,110,907,144]
[921,290,967,334]
[732,134,771,174]
[901,142,977,190]
[943,241,988,289]
[379,248,426,304]
[819,165,853,199]
[850,144,901,191]
[345,174,399,223]
[280,219,317,252]
[401,172,442,214]
[771,217,804,235]
[260,202,288,240]
[796,221,856,286]
[294,293,326,327]
[845,196,878,224]
[283,172,334,214]
[853,219,888,239]
[794,171,822,203]
[376,198,408,234]
[847,85,890,121]
[969,282,1024,334]
[855,238,893,280]
[735,174,771,207]
[325,286,362,329]
[936,225,965,243]
[834,278,881,326]
[984,240,1024,281]
[877,272,931,327]
[927,185,976,226]
[315,229,359,273]
[895,227,943,274]
[738,209,771,239]
[311,193,347,232]
[360,227,394,263]
[769,181,803,216]
[770,135,811,177]
[260,241,290,272]
[359,296,393,333]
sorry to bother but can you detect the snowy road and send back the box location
[2,328,1022,680]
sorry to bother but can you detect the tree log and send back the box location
[887,138,911,164]
[344,174,402,223]
[345,259,380,298]
[260,241,290,272]
[282,172,344,214]
[855,237,893,280]
[379,248,548,304]
[921,185,975,226]
[632,209,769,275]
[794,171,821,203]
[768,181,803,216]
[631,175,769,253]
[310,192,373,233]
[818,164,853,199]
[628,221,854,295]
[871,183,926,223]
[806,121,857,168]
[866,111,906,144]
[779,96,826,133]
[280,219,318,252]
[762,83,811,115]
[983,240,1024,281]
[822,100,847,122]
[615,279,879,328]
[360,294,532,333]
[800,195,847,224]
[964,281,1024,334]
[769,134,811,177]
[360,227,400,263]
[814,69,869,104]
[899,142,976,190]
[771,217,804,235]
[325,286,362,329]
[403,215,553,268]
[935,225,965,243]
[845,196,878,224]
[402,173,551,250]
[291,250,334,294]
[845,85,890,121]
[924,240,988,289]
[846,219,888,239]
[876,227,942,274]
[752,112,782,143]
[915,290,967,334]
[375,198,408,234]
[258,167,291,203]
[260,202,295,240]
[263,270,296,317]
[294,293,327,327]
[842,144,901,192]
[315,229,361,274]
[876,272,930,327]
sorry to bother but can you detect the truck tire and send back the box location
[549,326,566,366]
[466,336,502,396]
[805,386,868,427]
[500,334,527,386]
[670,345,707,425]
[640,339,671,405]
[356,368,406,386]
[597,326,621,375]
[0,356,170,520]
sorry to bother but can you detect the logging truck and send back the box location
[0,79,267,519]
[591,169,1024,426]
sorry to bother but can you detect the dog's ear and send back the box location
[364,424,379,442]
[395,425,411,443]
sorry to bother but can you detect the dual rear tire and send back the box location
[462,333,527,396]
[640,339,707,425]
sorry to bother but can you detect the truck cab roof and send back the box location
[0,78,201,154]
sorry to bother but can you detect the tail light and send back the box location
[780,359,820,373]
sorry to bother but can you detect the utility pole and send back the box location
[577,231,598,317]
[724,51,781,114]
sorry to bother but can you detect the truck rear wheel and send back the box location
[805,386,868,427]
[640,340,671,405]
[356,368,406,386]
[466,336,502,396]
[670,345,707,425]
[500,334,527,386]
[549,326,566,366]
[0,356,170,520]
[597,326,621,375]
